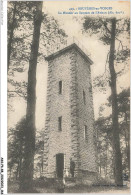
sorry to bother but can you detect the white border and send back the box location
[0,0,130,195]
[1,0,7,194]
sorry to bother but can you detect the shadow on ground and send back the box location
[8,180,130,193]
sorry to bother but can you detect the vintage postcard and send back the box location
[0,0,130,194]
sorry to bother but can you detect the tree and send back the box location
[108,18,122,186]
[8,1,17,71]
[108,88,130,176]
[96,88,130,181]
[8,1,67,192]
[118,89,130,174]
[8,1,36,108]
[83,16,129,185]
[8,117,26,181]
[8,120,44,181]
[34,131,44,178]
[96,115,113,179]
[8,1,39,71]
[7,1,67,102]
[8,1,31,71]
[19,2,43,192]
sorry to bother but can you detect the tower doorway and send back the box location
[56,153,64,178]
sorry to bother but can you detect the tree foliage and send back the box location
[8,1,67,103]
[96,88,130,179]
[83,17,130,91]
[82,16,129,185]
[8,118,45,181]
[8,1,67,192]
[8,117,26,180]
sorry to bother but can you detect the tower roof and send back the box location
[45,42,93,65]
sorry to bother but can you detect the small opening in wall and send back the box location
[89,83,92,93]
[84,125,88,141]
[59,81,62,94]
[83,90,86,105]
[58,116,62,131]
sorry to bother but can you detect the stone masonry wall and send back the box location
[43,45,97,178]
[43,50,73,177]
[75,50,97,173]
[69,48,80,176]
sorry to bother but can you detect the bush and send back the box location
[34,177,55,188]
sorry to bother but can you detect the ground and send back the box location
[37,185,130,194]
[8,181,130,193]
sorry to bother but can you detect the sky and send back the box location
[8,1,130,130]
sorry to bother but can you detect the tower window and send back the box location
[89,83,92,93]
[59,81,62,94]
[83,90,86,104]
[84,125,87,141]
[58,116,62,131]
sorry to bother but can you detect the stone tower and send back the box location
[43,41,97,184]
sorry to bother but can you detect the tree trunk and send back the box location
[124,111,130,177]
[8,2,17,71]
[19,156,22,180]
[41,156,43,172]
[105,142,108,177]
[10,168,12,180]
[108,18,123,186]
[19,2,43,192]
[16,162,19,180]
[99,155,101,176]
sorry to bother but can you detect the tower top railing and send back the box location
[46,37,91,58]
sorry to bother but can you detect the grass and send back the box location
[8,180,130,193]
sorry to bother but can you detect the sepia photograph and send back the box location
[5,0,130,193]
